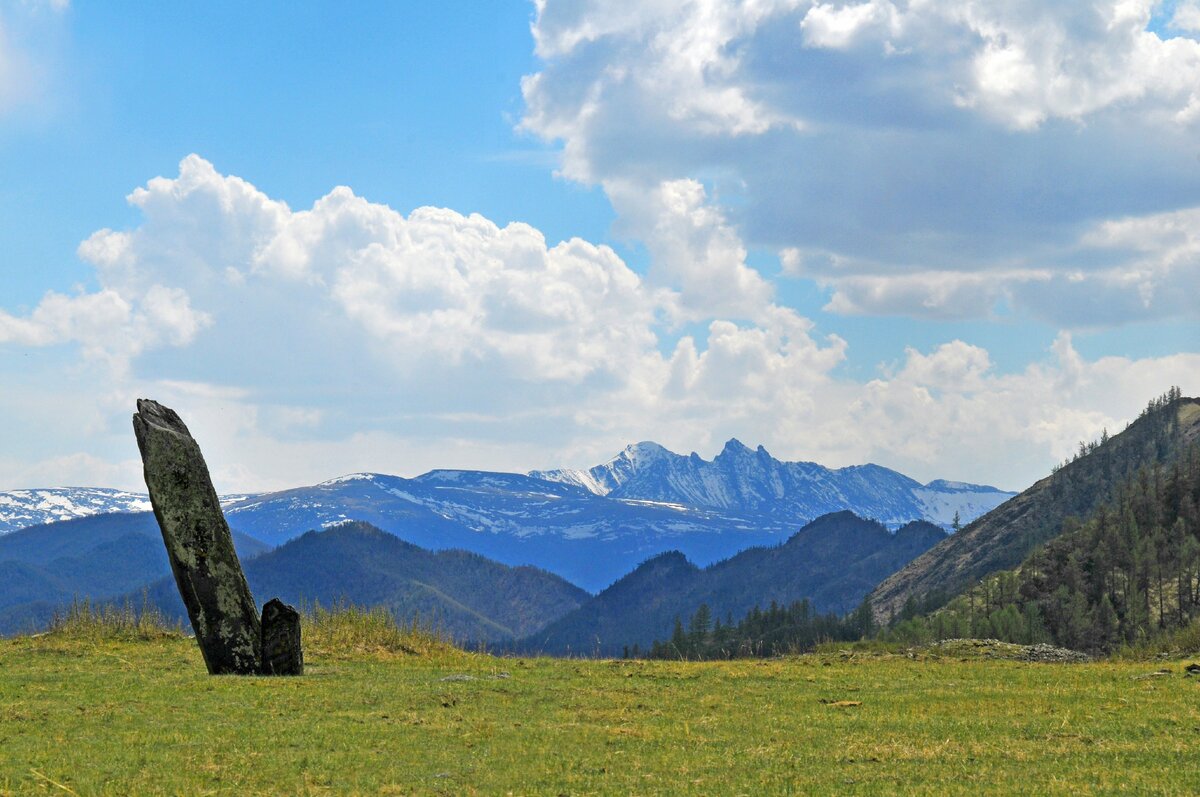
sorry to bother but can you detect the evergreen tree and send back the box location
[669,616,687,659]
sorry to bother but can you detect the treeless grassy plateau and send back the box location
[2,618,1198,796]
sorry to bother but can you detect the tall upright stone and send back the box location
[133,399,262,675]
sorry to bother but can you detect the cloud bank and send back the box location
[1,156,1197,494]
[522,0,1200,326]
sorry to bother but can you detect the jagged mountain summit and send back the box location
[532,439,1013,530]
[0,488,152,534]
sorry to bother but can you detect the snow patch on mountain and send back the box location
[532,441,672,497]
[531,467,608,495]
[912,488,1011,528]
[320,473,377,486]
[533,440,1015,530]
[0,488,153,534]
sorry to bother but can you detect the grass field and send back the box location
[2,615,1199,795]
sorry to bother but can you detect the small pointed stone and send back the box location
[261,598,304,676]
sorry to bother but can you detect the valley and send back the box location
[1,394,1197,663]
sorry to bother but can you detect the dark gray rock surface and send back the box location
[133,399,262,675]
[261,598,303,676]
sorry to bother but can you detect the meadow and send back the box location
[2,607,1198,796]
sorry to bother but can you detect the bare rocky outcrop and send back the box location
[133,398,302,676]
[930,638,1090,663]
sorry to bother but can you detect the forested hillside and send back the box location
[887,398,1200,653]
[522,512,945,656]
[0,513,268,635]
[871,390,1200,619]
[142,521,589,644]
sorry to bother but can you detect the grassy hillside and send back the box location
[871,393,1200,619]
[2,622,1199,795]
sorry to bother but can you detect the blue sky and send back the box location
[1,0,1198,493]
[2,2,614,298]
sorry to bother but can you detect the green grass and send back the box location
[3,615,1200,795]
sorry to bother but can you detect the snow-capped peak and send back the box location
[0,487,153,535]
[318,473,379,486]
[618,441,669,464]
[531,439,1016,529]
[718,438,753,456]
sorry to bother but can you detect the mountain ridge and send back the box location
[140,520,590,644]
[2,443,1012,538]
[521,510,947,656]
[0,488,153,534]
[870,394,1200,620]
[531,438,1013,529]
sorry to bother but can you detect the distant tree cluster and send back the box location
[1142,386,1184,418]
[1052,387,1183,474]
[638,598,876,660]
[889,438,1200,654]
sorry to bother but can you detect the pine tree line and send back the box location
[639,598,876,660]
[888,434,1200,653]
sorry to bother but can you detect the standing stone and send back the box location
[261,598,304,676]
[133,399,262,675]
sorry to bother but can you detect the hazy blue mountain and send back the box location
[0,441,1012,596]
[520,511,947,656]
[218,470,793,591]
[0,512,269,635]
[142,521,589,644]
[532,439,1013,530]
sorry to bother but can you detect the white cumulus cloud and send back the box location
[523,0,1200,327]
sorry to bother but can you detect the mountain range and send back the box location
[0,488,153,534]
[533,438,1010,529]
[0,440,1012,593]
[2,395,1194,654]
